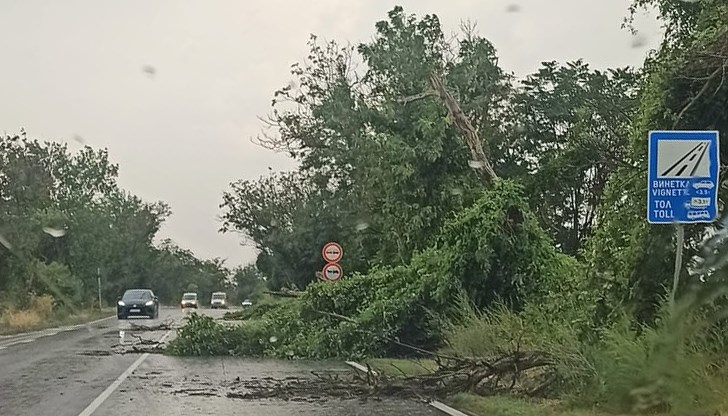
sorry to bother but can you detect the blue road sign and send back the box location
[647,130,720,224]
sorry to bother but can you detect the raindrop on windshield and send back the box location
[43,227,67,238]
[0,234,11,250]
[630,33,647,48]
[468,160,486,169]
[142,65,156,78]
[355,221,369,231]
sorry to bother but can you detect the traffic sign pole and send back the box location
[647,130,720,306]
[671,224,685,307]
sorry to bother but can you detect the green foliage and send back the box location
[222,6,637,295]
[587,1,728,324]
[167,313,273,357]
[0,131,228,312]
[513,61,639,255]
[200,181,581,360]
[569,295,728,415]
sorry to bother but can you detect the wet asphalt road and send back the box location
[0,307,440,416]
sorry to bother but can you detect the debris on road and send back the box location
[127,319,174,331]
[76,350,113,356]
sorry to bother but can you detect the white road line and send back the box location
[77,330,172,416]
[429,400,471,416]
[344,361,469,416]
[0,315,115,348]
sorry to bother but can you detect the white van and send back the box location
[210,292,227,309]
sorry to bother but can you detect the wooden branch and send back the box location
[397,90,436,104]
[673,63,726,129]
[428,73,498,184]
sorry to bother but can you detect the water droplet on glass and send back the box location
[0,234,12,250]
[142,65,156,78]
[355,221,369,231]
[43,227,67,238]
[269,336,278,343]
[630,33,647,48]
[506,3,520,12]
[468,160,486,169]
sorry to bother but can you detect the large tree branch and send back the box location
[673,61,727,129]
[428,74,498,184]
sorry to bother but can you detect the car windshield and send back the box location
[122,290,150,301]
[182,294,197,300]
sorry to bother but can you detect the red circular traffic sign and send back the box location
[321,242,343,263]
[322,263,343,281]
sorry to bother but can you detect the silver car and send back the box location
[180,292,198,309]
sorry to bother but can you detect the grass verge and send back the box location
[0,307,114,335]
[365,358,438,377]
[365,359,622,416]
[447,394,616,416]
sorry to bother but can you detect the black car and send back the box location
[117,289,159,319]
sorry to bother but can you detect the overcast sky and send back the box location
[0,1,660,267]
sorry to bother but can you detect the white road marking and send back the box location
[0,315,115,350]
[429,400,471,416]
[76,329,172,416]
[345,361,469,416]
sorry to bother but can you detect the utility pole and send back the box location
[97,267,102,310]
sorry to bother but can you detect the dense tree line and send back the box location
[0,131,235,310]
[220,6,638,292]
[178,2,728,413]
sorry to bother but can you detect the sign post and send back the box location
[647,130,720,305]
[97,267,102,310]
[321,242,343,282]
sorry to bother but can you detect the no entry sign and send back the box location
[322,263,343,281]
[321,242,343,263]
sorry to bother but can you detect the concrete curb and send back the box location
[343,360,471,416]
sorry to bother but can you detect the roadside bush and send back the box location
[30,294,54,319]
[174,181,581,360]
[222,298,291,321]
[570,291,728,415]
[167,313,277,356]
[0,295,55,331]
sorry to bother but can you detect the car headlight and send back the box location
[145,300,154,306]
[118,301,125,306]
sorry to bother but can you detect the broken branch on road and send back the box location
[127,319,174,331]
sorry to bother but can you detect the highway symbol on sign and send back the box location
[647,130,720,224]
[322,263,342,281]
[657,140,710,177]
[321,242,343,263]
